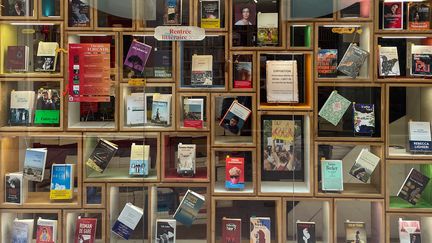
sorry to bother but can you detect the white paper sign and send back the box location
[154,26,206,41]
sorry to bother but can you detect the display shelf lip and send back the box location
[386,158,432,164]
[0,126,63,132]
[316,191,384,198]
[315,137,384,142]
[258,104,313,111]
[375,30,432,34]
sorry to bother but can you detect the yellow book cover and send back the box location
[50,164,73,200]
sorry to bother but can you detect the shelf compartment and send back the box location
[177,92,210,131]
[63,209,105,243]
[39,0,63,19]
[387,213,432,243]
[136,0,192,30]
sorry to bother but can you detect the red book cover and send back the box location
[36,225,54,243]
[7,46,27,71]
[68,43,111,102]
[225,157,245,189]
[383,2,403,30]
[222,217,241,243]
[74,217,97,243]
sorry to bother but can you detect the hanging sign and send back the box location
[154,26,206,41]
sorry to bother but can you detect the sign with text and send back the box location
[154,26,206,41]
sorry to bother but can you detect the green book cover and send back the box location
[304,26,311,47]
[318,90,351,126]
[420,164,432,204]
[321,160,343,191]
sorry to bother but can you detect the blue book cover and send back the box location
[111,203,144,240]
[250,217,271,243]
[173,190,205,226]
[50,164,73,200]
[23,148,47,182]
[11,221,29,243]
[321,160,344,191]
[129,144,149,176]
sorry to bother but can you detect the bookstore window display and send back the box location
[136,0,192,29]
[64,209,105,243]
[387,213,432,242]
[0,0,36,18]
[177,93,210,131]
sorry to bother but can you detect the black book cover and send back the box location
[337,43,369,78]
[397,168,430,205]
[156,220,175,242]
[5,174,21,204]
[296,222,316,243]
[86,139,118,173]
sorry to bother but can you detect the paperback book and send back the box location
[12,219,33,243]
[126,93,145,126]
[151,94,172,126]
[337,43,369,79]
[5,172,24,205]
[155,219,176,243]
[233,61,252,89]
[317,49,338,78]
[408,2,430,30]
[36,218,57,243]
[86,139,119,173]
[222,217,241,243]
[50,164,74,200]
[345,221,367,243]
[35,42,59,72]
[318,90,351,126]
[23,148,48,182]
[9,90,36,126]
[257,12,278,46]
[34,88,61,125]
[349,148,380,183]
[265,60,299,103]
[408,121,432,152]
[250,217,271,243]
[164,0,182,25]
[382,1,403,30]
[225,157,245,190]
[397,168,430,205]
[399,219,421,243]
[411,45,432,76]
[219,101,252,135]
[177,143,196,177]
[129,143,149,176]
[201,0,220,28]
[124,40,152,73]
[111,203,144,240]
[183,98,204,128]
[296,221,316,243]
[191,55,213,86]
[353,103,375,136]
[74,217,97,243]
[7,46,29,71]
[173,189,205,226]
[378,46,400,76]
[68,0,91,27]
[321,160,343,191]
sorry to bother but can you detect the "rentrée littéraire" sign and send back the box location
[154,26,206,41]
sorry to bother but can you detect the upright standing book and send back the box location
[201,0,220,28]
[317,49,338,78]
[408,2,430,30]
[177,143,196,177]
[408,121,432,152]
[397,168,430,205]
[111,203,144,240]
[345,221,367,243]
[68,0,91,27]
[9,90,36,126]
[250,217,271,243]
[5,172,25,205]
[411,45,432,76]
[225,157,245,190]
[337,43,369,79]
[7,46,29,71]
[151,94,172,126]
[126,93,145,126]
[265,60,299,103]
[86,139,119,173]
[383,1,403,30]
[129,143,149,176]
[296,221,316,243]
[35,42,59,72]
[173,189,205,226]
[257,12,278,46]
[191,55,213,86]
[183,98,204,128]
[222,217,241,243]
[399,219,421,243]
[219,101,252,135]
[353,103,375,136]
[124,40,152,73]
[233,61,252,88]
[12,219,33,243]
[155,219,176,242]
[321,160,343,191]
[50,164,74,200]
[318,90,351,126]
[36,218,57,243]
[349,148,380,183]
[23,148,48,182]
[164,0,182,25]
[74,217,97,243]
[378,46,400,76]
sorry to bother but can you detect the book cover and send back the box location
[191,55,213,86]
[408,121,432,152]
[5,0,29,16]
[408,2,430,30]
[257,12,278,46]
[35,42,59,72]
[5,172,23,205]
[126,93,145,126]
[222,217,241,243]
[219,101,252,135]
[233,61,252,89]
[177,143,196,176]
[397,168,431,205]
[317,49,338,78]
[155,219,176,243]
[7,46,29,71]
[129,143,150,176]
[411,45,432,76]
[111,203,144,240]
[337,43,369,78]
[201,0,220,28]
[151,94,172,126]
[36,218,57,243]
[173,189,205,226]
[266,60,298,103]
[353,103,375,135]
[225,157,245,189]
[74,217,97,243]
[296,221,316,243]
[12,221,30,243]
[250,217,271,243]
[234,3,256,26]
[124,40,152,73]
[378,46,400,76]
[345,221,367,243]
[34,88,61,125]
[9,90,36,126]
[50,164,73,200]
[164,0,182,25]
[321,160,343,191]
[23,148,47,182]
[68,0,91,27]
[86,139,118,173]
[183,98,204,128]
[349,148,380,183]
[383,2,403,30]
[399,219,421,243]
[318,90,351,126]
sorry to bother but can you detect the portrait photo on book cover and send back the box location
[234,3,256,25]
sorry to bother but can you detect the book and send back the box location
[177,143,196,176]
[296,221,316,243]
[129,143,149,176]
[183,98,204,128]
[36,218,57,243]
[349,148,380,183]
[68,0,91,27]
[257,12,278,46]
[191,55,213,86]
[353,103,375,135]
[408,121,432,152]
[34,88,61,125]
[321,160,343,191]
[317,49,338,78]
[234,3,256,26]
[111,203,144,240]
[250,217,271,243]
[233,61,252,89]
[86,139,119,173]
[5,172,25,205]
[50,164,74,200]
[9,90,36,126]
[399,219,421,243]
[164,0,182,25]
[345,221,367,243]
[155,219,176,242]
[222,217,241,243]
[23,148,47,182]
[408,2,430,31]
[225,157,245,190]
[5,0,29,16]
[397,168,430,205]
[35,42,59,72]
[337,43,369,78]
[151,94,172,126]
[124,40,152,73]
[318,90,351,126]
[74,217,97,243]
[265,60,299,103]
[173,189,205,226]
[411,45,432,76]
[126,93,145,126]
[201,0,220,28]
[378,46,400,76]
[7,46,29,71]
[12,219,33,243]
[383,1,403,30]
[219,101,252,135]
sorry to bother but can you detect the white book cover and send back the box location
[409,121,432,142]
[23,148,48,182]
[191,55,213,86]
[10,90,36,124]
[151,93,172,126]
[379,46,400,76]
[112,203,144,239]
[177,143,196,175]
[36,217,57,242]
[399,218,421,243]
[13,218,34,242]
[126,93,145,125]
[349,148,380,183]
[411,45,432,76]
[183,98,204,121]
[265,60,298,103]
[129,143,150,176]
